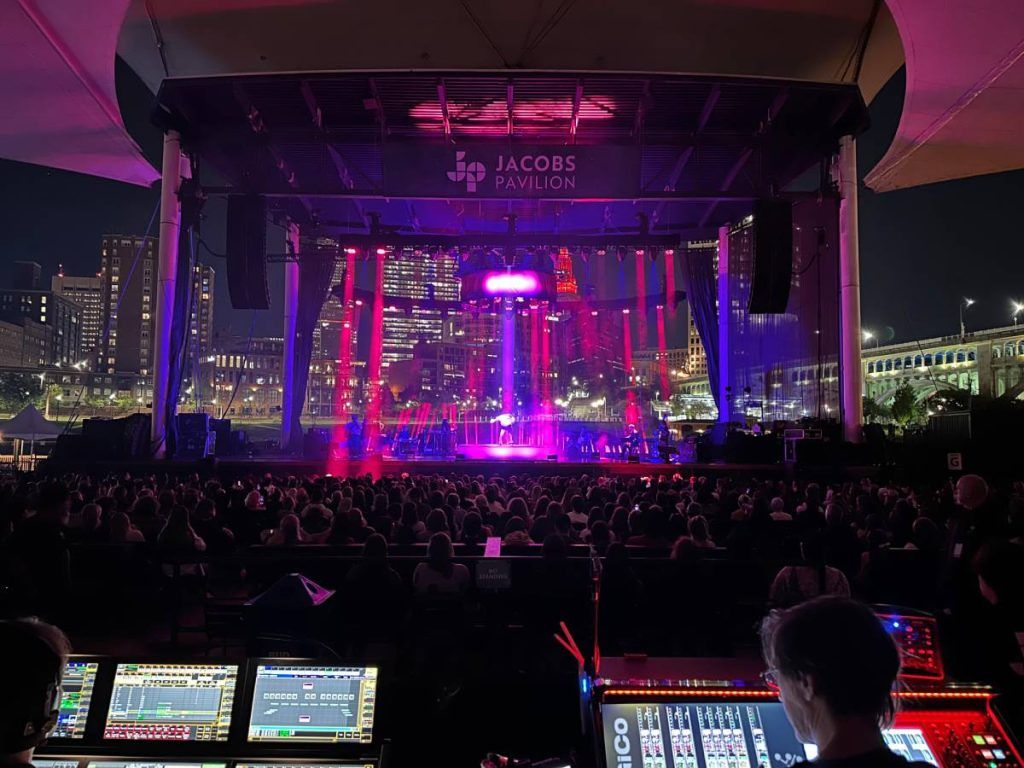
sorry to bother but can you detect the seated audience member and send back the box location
[413,532,470,596]
[587,519,614,555]
[973,540,1024,688]
[67,503,103,543]
[769,497,793,522]
[9,482,72,610]
[345,533,404,602]
[158,506,207,553]
[459,511,489,545]
[502,516,532,546]
[0,618,71,767]
[686,514,716,549]
[770,533,850,608]
[760,597,932,768]
[109,511,145,543]
[262,514,307,547]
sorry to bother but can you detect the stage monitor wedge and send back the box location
[748,198,793,314]
[226,195,270,310]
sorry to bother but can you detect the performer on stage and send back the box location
[623,422,641,458]
[439,418,454,457]
[656,417,672,446]
[492,412,516,445]
[346,414,363,457]
[394,424,411,457]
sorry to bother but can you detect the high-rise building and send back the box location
[52,273,103,363]
[12,261,42,290]
[686,306,708,377]
[313,252,357,360]
[0,288,81,366]
[381,249,460,368]
[98,234,157,374]
[0,316,49,368]
[555,247,578,296]
[189,263,215,358]
[683,238,718,377]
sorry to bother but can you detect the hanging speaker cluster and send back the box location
[747,198,793,314]
[226,195,270,310]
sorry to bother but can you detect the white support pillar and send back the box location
[717,225,731,423]
[837,135,864,443]
[151,130,185,456]
[281,223,300,450]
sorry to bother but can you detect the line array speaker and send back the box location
[226,195,270,309]
[748,198,793,314]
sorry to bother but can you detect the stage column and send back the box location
[151,130,186,456]
[501,297,515,413]
[717,225,731,423]
[837,135,863,443]
[281,222,300,450]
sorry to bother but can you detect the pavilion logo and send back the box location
[447,151,486,192]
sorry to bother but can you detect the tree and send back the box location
[862,396,891,424]
[890,382,925,426]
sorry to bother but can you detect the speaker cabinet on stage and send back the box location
[209,418,232,456]
[304,427,331,459]
[82,414,150,459]
[748,198,793,314]
[226,195,270,309]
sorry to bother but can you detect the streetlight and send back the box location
[960,297,975,337]
[1012,300,1024,327]
[862,330,879,349]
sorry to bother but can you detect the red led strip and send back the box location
[600,688,993,701]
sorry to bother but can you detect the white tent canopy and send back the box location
[0,403,63,441]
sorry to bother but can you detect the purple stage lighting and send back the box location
[484,271,541,296]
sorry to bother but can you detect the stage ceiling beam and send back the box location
[300,80,366,229]
[653,84,720,222]
[437,79,452,140]
[699,147,754,228]
[568,80,583,144]
[232,83,315,220]
[507,80,514,137]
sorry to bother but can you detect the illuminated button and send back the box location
[975,736,987,745]
[994,751,1006,759]
[986,736,998,745]
[982,750,994,759]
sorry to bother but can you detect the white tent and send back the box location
[0,404,63,466]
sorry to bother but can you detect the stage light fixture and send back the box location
[344,247,357,255]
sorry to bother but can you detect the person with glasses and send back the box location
[760,597,932,768]
[0,618,70,768]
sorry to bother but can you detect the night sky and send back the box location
[0,65,1022,344]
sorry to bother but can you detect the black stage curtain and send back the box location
[285,248,336,451]
[683,244,720,409]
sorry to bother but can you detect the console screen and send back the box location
[54,660,99,738]
[87,762,227,768]
[247,665,377,744]
[602,703,943,768]
[104,664,238,741]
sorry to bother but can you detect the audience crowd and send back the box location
[1,469,1021,687]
